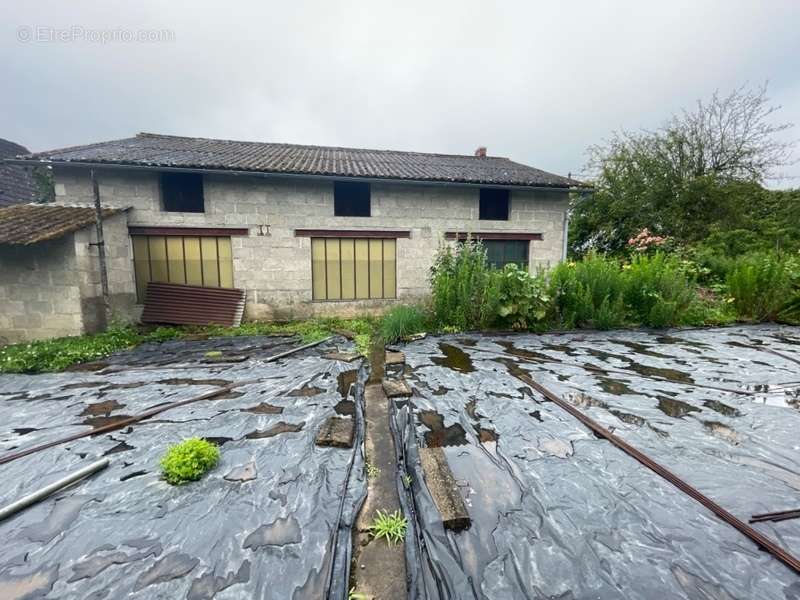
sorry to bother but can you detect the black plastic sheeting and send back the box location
[0,334,366,600]
[392,324,800,599]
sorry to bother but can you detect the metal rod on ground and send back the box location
[0,337,336,466]
[0,383,243,466]
[509,369,800,576]
[90,169,111,329]
[0,458,110,522]
[750,509,800,524]
[262,336,333,363]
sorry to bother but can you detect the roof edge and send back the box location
[5,158,591,191]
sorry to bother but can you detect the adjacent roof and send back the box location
[0,139,39,206]
[12,132,584,189]
[0,203,126,245]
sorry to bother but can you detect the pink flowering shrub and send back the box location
[627,228,668,252]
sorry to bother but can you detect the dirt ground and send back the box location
[395,324,800,599]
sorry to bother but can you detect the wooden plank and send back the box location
[419,447,471,531]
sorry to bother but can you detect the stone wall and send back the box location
[54,167,569,320]
[0,235,83,343]
[73,212,138,332]
[0,212,134,343]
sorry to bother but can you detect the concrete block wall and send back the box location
[55,167,569,320]
[73,212,138,331]
[0,235,84,343]
[0,212,136,343]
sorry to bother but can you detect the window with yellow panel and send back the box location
[311,238,396,301]
[131,235,234,301]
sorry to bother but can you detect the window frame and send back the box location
[479,188,510,221]
[131,234,234,302]
[333,181,371,217]
[483,239,529,270]
[160,172,205,213]
[310,237,396,301]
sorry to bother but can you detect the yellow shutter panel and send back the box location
[311,238,327,300]
[354,239,370,299]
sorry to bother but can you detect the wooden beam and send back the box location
[295,229,411,239]
[128,226,249,236]
[444,231,543,241]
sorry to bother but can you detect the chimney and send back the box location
[474,146,487,158]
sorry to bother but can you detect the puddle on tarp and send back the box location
[431,343,475,373]
[396,325,800,600]
[419,410,468,447]
[337,370,358,399]
[657,396,701,418]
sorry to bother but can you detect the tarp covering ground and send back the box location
[395,324,800,599]
[0,334,366,600]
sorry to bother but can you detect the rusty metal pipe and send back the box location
[509,369,800,575]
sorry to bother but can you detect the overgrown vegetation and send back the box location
[397,239,799,336]
[726,252,799,321]
[379,305,428,343]
[160,437,220,485]
[368,509,408,545]
[0,317,376,374]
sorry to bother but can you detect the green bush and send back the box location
[160,437,220,485]
[622,252,697,327]
[485,264,549,330]
[380,305,428,343]
[430,240,493,330]
[547,253,627,329]
[727,252,799,321]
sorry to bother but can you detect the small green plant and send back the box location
[160,438,220,485]
[365,461,381,479]
[204,350,223,358]
[402,474,413,487]
[348,588,369,600]
[368,509,407,545]
[379,305,428,343]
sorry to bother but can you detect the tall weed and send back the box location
[430,240,492,330]
[548,253,627,329]
[623,252,696,327]
[727,252,799,321]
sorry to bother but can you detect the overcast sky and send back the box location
[2,1,799,185]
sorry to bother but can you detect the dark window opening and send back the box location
[161,173,204,213]
[480,239,529,270]
[334,181,371,217]
[479,188,510,220]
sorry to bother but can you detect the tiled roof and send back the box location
[0,203,126,245]
[16,132,584,189]
[0,139,39,206]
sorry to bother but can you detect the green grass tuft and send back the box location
[368,509,407,545]
[160,437,220,485]
[379,305,428,343]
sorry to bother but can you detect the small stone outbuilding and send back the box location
[0,204,133,343]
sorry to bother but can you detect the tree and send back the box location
[570,83,796,256]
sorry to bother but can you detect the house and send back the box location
[0,138,40,206]
[1,133,585,342]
